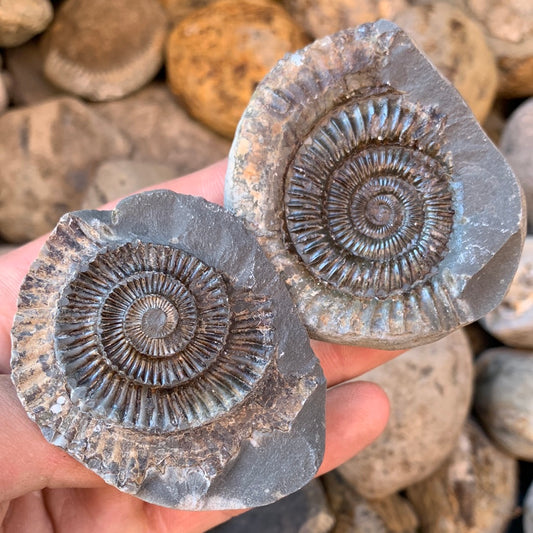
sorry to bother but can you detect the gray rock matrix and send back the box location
[225,20,525,349]
[10,190,326,510]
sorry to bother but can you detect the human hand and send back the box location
[0,160,402,533]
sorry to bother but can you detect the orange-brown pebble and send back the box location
[166,0,309,138]
[393,2,498,123]
[158,0,218,23]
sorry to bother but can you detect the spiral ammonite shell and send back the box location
[225,20,525,349]
[11,191,325,510]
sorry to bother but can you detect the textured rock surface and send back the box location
[406,420,518,533]
[335,329,473,498]
[0,0,53,47]
[210,479,335,532]
[474,347,533,460]
[499,98,533,231]
[460,0,533,97]
[42,0,168,101]
[81,160,177,209]
[283,0,407,38]
[225,21,525,348]
[11,191,326,510]
[92,84,230,174]
[393,2,497,123]
[0,96,132,243]
[4,39,65,105]
[166,0,309,138]
[158,0,218,22]
[525,481,533,533]
[323,470,419,532]
[481,236,533,348]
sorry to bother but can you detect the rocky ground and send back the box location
[1,0,533,531]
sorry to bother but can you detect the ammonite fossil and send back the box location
[225,20,526,349]
[11,191,326,510]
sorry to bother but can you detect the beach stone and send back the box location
[406,420,518,533]
[283,0,407,39]
[11,190,326,509]
[42,0,168,101]
[3,39,65,106]
[0,0,53,47]
[334,329,473,499]
[525,481,533,533]
[92,83,230,175]
[499,98,533,231]
[225,21,525,348]
[474,347,533,460]
[0,244,17,256]
[210,479,335,532]
[481,237,533,348]
[81,160,177,209]
[158,0,218,22]
[460,0,533,97]
[0,96,132,243]
[166,0,309,138]
[323,470,418,533]
[393,2,497,123]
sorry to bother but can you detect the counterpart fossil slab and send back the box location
[10,191,326,510]
[225,20,526,349]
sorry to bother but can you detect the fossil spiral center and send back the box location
[284,96,454,298]
[54,241,274,432]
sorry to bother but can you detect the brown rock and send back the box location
[283,0,407,39]
[335,329,473,498]
[499,98,533,231]
[4,39,65,106]
[323,471,418,532]
[481,237,533,349]
[474,347,533,460]
[158,0,218,22]
[81,159,178,209]
[406,420,518,533]
[92,83,230,175]
[0,96,132,243]
[461,0,533,97]
[392,2,497,123]
[166,0,309,138]
[0,0,53,47]
[0,244,17,256]
[42,0,168,101]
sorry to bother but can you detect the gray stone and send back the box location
[0,0,53,47]
[474,347,533,460]
[81,159,178,209]
[4,39,65,106]
[0,96,132,243]
[335,329,473,498]
[42,0,168,101]
[481,236,533,348]
[322,471,418,533]
[11,190,326,510]
[500,98,533,232]
[210,479,335,533]
[406,420,518,533]
[92,83,231,176]
[525,481,533,533]
[225,21,525,349]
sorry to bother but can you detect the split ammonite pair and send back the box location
[10,20,525,510]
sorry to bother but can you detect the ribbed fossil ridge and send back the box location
[225,21,525,348]
[11,191,325,509]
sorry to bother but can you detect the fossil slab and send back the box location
[10,190,326,510]
[225,20,526,349]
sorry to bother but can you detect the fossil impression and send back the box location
[10,191,326,510]
[225,20,526,349]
